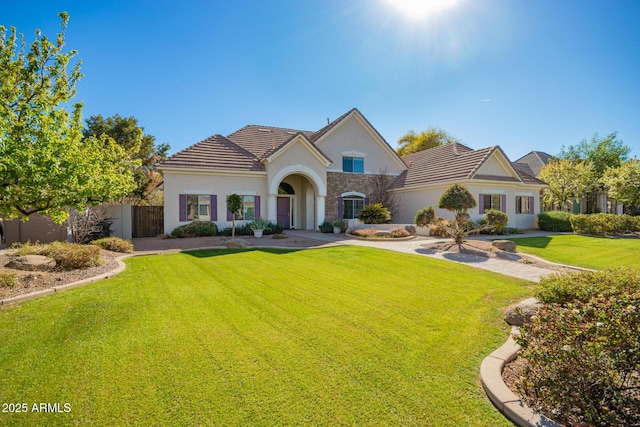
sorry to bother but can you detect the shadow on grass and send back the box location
[507,236,553,249]
[182,247,303,259]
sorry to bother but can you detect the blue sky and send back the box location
[3,0,639,160]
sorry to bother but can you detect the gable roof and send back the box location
[514,151,554,177]
[159,134,265,172]
[390,143,545,190]
[227,125,314,158]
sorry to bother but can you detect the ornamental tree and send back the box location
[396,127,460,156]
[0,13,136,223]
[538,159,595,210]
[226,194,242,238]
[438,184,477,244]
[602,159,640,210]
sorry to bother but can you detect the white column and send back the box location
[316,195,325,229]
[267,194,277,223]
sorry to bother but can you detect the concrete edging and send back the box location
[480,326,562,427]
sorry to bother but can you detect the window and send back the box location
[342,198,364,219]
[236,195,255,221]
[483,194,502,212]
[342,156,364,173]
[187,195,211,221]
[516,196,531,214]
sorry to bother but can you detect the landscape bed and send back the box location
[0,246,531,426]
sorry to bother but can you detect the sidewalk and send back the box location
[286,230,558,282]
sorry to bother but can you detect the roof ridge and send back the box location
[466,145,498,179]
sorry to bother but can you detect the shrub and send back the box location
[388,227,410,238]
[171,221,218,238]
[351,228,379,238]
[515,289,640,426]
[483,209,508,233]
[570,213,640,236]
[319,220,334,233]
[0,270,17,288]
[535,268,640,305]
[13,241,103,270]
[414,206,436,227]
[358,203,391,224]
[429,219,449,237]
[537,211,573,232]
[91,237,134,253]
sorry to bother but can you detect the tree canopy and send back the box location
[602,159,640,209]
[396,128,460,156]
[0,13,136,222]
[83,114,170,204]
[558,132,630,180]
[538,159,595,210]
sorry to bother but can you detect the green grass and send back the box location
[0,246,532,426]
[507,235,640,270]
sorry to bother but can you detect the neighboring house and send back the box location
[391,144,545,229]
[514,151,623,214]
[159,108,547,233]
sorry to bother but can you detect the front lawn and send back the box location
[0,246,531,426]
[507,234,640,270]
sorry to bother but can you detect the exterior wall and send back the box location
[163,170,268,233]
[316,115,406,175]
[105,204,133,239]
[475,156,513,177]
[326,172,379,221]
[392,182,543,230]
[2,214,68,245]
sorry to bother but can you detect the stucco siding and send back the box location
[475,156,513,177]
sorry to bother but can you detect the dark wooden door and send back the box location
[276,197,291,229]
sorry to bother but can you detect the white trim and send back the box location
[184,189,214,194]
[340,191,366,198]
[230,190,257,196]
[269,164,327,197]
[327,169,400,176]
[482,189,505,194]
[341,150,366,157]
[516,192,533,196]
[159,167,266,176]
[264,135,332,167]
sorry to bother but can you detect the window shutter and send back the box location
[179,194,187,221]
[255,196,261,218]
[364,197,370,206]
[210,195,217,221]
[478,194,484,214]
[501,194,507,213]
[529,196,535,215]
[338,196,343,219]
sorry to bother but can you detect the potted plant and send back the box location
[249,217,272,238]
[333,219,345,234]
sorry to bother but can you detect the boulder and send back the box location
[404,225,417,235]
[225,238,250,249]
[6,255,56,272]
[492,240,517,253]
[505,298,543,326]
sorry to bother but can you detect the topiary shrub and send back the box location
[171,221,218,238]
[358,203,391,224]
[482,209,508,234]
[90,237,134,253]
[537,211,573,232]
[414,206,436,227]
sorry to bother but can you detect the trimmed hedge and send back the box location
[537,211,573,232]
[570,213,640,236]
[171,221,218,238]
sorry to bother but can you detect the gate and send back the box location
[132,206,164,238]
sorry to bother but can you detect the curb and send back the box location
[480,326,561,427]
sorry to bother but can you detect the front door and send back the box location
[277,197,291,229]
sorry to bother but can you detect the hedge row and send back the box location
[538,212,640,235]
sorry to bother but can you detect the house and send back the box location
[514,151,554,177]
[159,108,547,233]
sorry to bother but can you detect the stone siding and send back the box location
[326,172,379,221]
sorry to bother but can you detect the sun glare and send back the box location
[384,0,459,20]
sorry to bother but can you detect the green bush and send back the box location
[414,206,436,227]
[358,203,391,224]
[171,221,218,238]
[570,213,640,236]
[319,220,334,233]
[218,221,282,236]
[91,237,134,253]
[0,270,17,288]
[483,209,509,233]
[537,211,573,232]
[535,268,640,305]
[14,241,103,270]
[516,285,640,426]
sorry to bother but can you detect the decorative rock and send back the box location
[6,255,56,272]
[492,240,517,253]
[225,238,250,249]
[504,297,543,326]
[404,225,417,235]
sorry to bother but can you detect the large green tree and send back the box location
[559,132,630,178]
[538,159,595,210]
[396,128,460,156]
[83,114,170,204]
[0,13,136,223]
[602,159,640,211]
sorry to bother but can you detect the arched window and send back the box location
[278,182,295,195]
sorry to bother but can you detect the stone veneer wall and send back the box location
[326,172,381,221]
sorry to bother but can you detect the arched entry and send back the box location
[277,183,295,229]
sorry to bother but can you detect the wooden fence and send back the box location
[132,206,164,238]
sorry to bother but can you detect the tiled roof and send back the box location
[159,134,265,172]
[514,151,554,177]
[227,125,314,158]
[390,143,546,189]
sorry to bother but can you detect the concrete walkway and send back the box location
[286,230,558,282]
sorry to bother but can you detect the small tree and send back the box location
[369,168,402,220]
[438,184,476,244]
[67,206,110,244]
[602,159,640,211]
[226,194,242,238]
[414,206,436,227]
